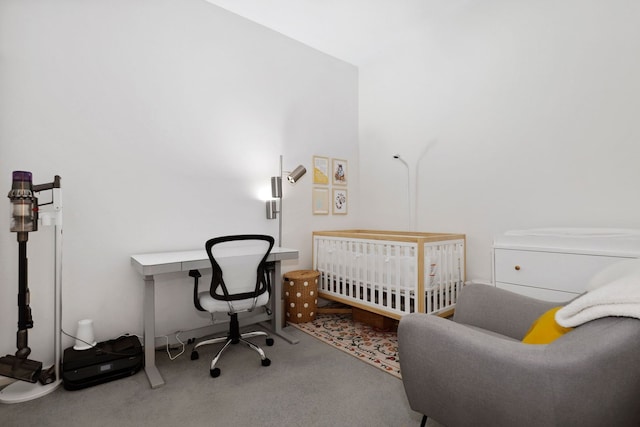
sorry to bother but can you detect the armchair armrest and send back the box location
[453,284,560,339]
[398,310,640,427]
[399,313,554,426]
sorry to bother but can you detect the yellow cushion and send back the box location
[522,307,573,344]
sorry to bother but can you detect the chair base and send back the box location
[190,313,273,377]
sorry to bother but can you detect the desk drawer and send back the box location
[493,249,625,294]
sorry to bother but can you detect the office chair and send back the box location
[189,234,275,378]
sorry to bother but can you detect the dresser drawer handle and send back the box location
[514,265,521,271]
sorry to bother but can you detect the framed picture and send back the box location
[312,187,330,215]
[332,158,347,186]
[332,188,348,215]
[313,156,329,185]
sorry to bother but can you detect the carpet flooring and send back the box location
[1,325,437,427]
[288,313,401,379]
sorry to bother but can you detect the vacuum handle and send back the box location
[32,175,61,192]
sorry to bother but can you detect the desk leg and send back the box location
[266,261,299,344]
[143,275,165,388]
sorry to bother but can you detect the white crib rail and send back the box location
[424,240,465,314]
[314,235,465,317]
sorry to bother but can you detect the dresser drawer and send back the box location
[495,282,578,302]
[493,249,626,294]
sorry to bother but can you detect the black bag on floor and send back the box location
[62,335,143,390]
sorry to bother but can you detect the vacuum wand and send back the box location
[16,239,33,357]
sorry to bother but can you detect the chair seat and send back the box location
[198,291,269,313]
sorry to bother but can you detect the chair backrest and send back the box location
[205,235,274,304]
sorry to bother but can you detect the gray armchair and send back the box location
[398,284,640,427]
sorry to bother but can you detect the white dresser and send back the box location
[492,228,640,302]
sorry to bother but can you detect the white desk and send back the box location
[131,246,299,388]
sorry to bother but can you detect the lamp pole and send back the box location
[393,155,412,230]
[394,140,436,231]
[278,155,283,247]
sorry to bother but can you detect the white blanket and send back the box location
[555,274,640,328]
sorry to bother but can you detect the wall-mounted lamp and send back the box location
[265,155,306,246]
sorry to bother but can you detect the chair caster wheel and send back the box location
[266,337,274,346]
[210,367,221,377]
[262,358,271,367]
[190,351,199,360]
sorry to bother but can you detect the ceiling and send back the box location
[204,0,467,66]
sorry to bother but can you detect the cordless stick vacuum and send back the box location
[0,171,48,383]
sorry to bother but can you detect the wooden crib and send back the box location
[312,230,466,319]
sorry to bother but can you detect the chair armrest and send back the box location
[453,284,561,339]
[188,269,205,312]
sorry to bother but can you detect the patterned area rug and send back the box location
[288,313,401,379]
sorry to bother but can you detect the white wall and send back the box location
[5,0,639,366]
[0,0,358,361]
[359,0,640,282]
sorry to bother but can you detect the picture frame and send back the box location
[332,188,348,215]
[332,158,347,186]
[312,187,330,215]
[312,156,330,185]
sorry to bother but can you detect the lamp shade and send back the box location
[287,165,306,183]
[266,200,278,220]
[271,176,282,198]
